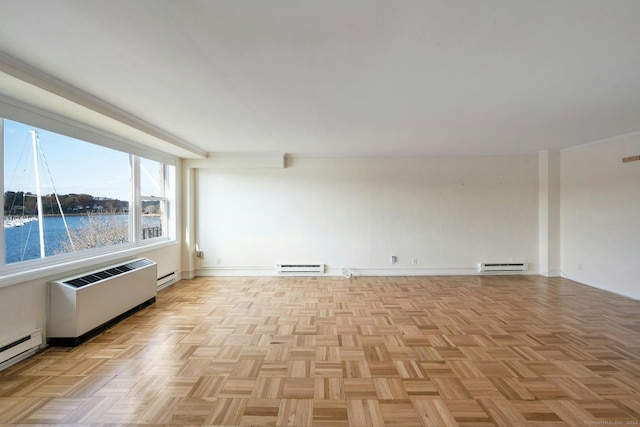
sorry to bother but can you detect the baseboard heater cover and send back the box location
[276,264,325,273]
[48,258,157,346]
[157,271,176,287]
[481,263,528,272]
[0,330,42,369]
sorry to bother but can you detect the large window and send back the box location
[2,117,175,269]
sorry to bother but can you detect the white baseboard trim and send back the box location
[346,267,480,276]
[541,269,562,277]
[196,266,277,277]
[559,273,640,301]
[178,270,196,280]
[193,266,518,277]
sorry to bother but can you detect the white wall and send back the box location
[2,134,637,366]
[0,278,44,347]
[561,132,640,299]
[196,155,539,275]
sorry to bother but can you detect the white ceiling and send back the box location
[0,0,639,158]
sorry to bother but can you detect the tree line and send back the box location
[4,191,129,216]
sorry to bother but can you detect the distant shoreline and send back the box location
[4,213,159,217]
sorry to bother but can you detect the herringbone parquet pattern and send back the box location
[1,275,639,426]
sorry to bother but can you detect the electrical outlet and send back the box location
[216,258,222,265]
[411,257,417,265]
[390,255,397,265]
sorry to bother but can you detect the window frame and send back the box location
[134,157,176,245]
[0,100,178,288]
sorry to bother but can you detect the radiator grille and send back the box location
[64,259,154,288]
[0,330,42,368]
[0,335,30,354]
[481,263,528,272]
[276,264,325,273]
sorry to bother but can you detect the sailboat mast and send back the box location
[30,130,46,258]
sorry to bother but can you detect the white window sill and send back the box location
[0,239,177,290]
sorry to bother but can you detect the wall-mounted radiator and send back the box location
[0,329,42,370]
[276,264,325,273]
[48,258,157,346]
[480,262,528,272]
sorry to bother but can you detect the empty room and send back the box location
[0,1,639,426]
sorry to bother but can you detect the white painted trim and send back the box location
[350,268,481,276]
[196,266,276,277]
[194,266,533,277]
[185,153,285,169]
[541,269,562,278]
[0,94,178,166]
[561,129,640,152]
[560,272,640,302]
[0,240,178,290]
[284,152,541,160]
[181,270,196,280]
[0,52,207,159]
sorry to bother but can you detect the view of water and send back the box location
[4,215,160,264]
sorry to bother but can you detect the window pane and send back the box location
[140,158,163,197]
[3,119,131,264]
[141,199,165,240]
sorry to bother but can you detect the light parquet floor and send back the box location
[1,275,640,426]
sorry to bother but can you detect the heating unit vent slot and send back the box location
[63,259,154,288]
[0,336,30,354]
[276,264,325,273]
[481,263,528,272]
[157,271,177,288]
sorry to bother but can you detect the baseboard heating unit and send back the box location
[48,258,157,346]
[481,263,528,272]
[0,330,42,370]
[157,271,177,289]
[276,264,325,273]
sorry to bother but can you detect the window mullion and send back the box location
[132,155,141,244]
[165,164,174,239]
[0,118,4,266]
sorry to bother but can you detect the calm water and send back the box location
[4,215,160,264]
